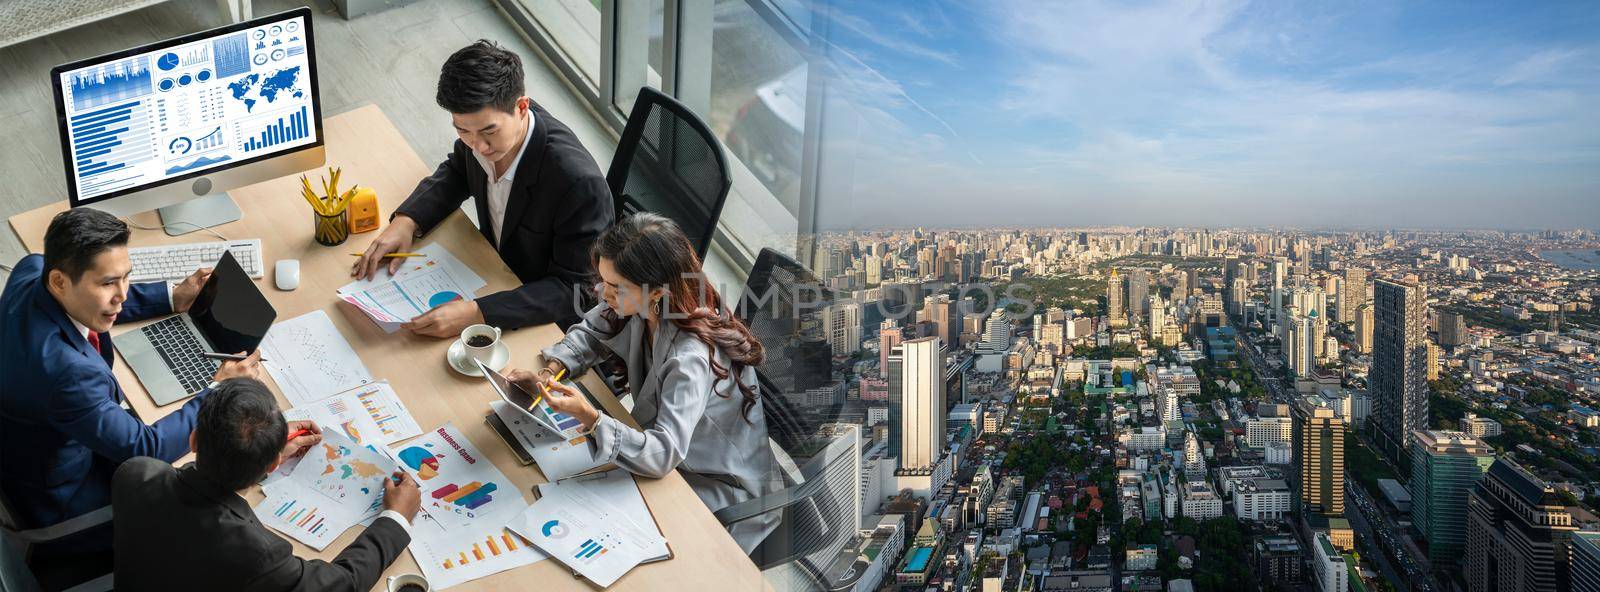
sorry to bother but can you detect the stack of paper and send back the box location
[284,381,423,448]
[337,243,487,333]
[490,400,605,481]
[256,430,397,550]
[509,471,669,587]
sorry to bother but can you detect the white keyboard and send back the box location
[128,239,264,283]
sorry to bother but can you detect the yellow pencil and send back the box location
[532,368,567,409]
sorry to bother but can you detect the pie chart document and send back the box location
[337,243,487,333]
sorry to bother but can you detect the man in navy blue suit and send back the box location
[0,208,260,548]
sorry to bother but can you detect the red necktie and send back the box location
[87,331,102,354]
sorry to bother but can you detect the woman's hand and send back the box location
[538,376,600,431]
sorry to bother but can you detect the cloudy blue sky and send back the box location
[811,0,1600,230]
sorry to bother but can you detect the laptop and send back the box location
[120,250,277,405]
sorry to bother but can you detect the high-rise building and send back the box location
[1187,268,1200,297]
[1287,312,1314,378]
[983,312,1011,353]
[1184,431,1207,482]
[1355,303,1374,354]
[1427,342,1441,381]
[822,301,862,356]
[1311,531,1350,592]
[1271,257,1287,329]
[1465,458,1580,592]
[1572,531,1600,592]
[1439,312,1468,349]
[1148,295,1166,342]
[1372,278,1429,463]
[879,319,903,379]
[888,337,946,471]
[1294,398,1345,517]
[1409,430,1494,565]
[1341,267,1368,323]
[1106,270,1126,323]
[918,294,959,347]
[1229,277,1249,318]
[1127,269,1150,322]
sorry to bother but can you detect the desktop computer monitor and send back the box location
[50,7,323,235]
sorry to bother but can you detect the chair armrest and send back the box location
[9,506,112,545]
[714,468,840,525]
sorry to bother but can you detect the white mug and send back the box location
[461,324,503,365]
[386,573,430,592]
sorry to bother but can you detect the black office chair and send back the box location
[0,492,113,592]
[606,86,732,259]
[717,248,858,590]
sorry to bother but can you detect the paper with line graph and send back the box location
[260,309,374,406]
[390,424,524,531]
[408,513,546,590]
[284,381,422,448]
[336,243,487,333]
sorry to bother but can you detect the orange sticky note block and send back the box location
[349,186,380,234]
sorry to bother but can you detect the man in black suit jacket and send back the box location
[112,378,421,591]
[353,39,613,335]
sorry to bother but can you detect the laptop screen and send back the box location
[189,250,276,355]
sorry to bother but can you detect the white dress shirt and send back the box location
[470,109,537,246]
[68,283,175,343]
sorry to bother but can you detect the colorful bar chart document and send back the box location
[337,243,486,333]
[490,400,605,481]
[509,482,666,587]
[260,309,374,406]
[390,424,523,530]
[408,514,547,590]
[285,381,423,448]
[256,430,398,550]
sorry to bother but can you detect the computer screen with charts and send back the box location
[50,7,322,217]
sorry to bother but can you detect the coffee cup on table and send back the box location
[386,573,430,592]
[461,323,502,366]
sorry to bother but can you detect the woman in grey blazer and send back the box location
[507,213,778,553]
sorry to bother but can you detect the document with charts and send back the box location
[407,513,547,590]
[284,381,423,448]
[337,243,486,333]
[509,476,667,587]
[256,430,397,550]
[390,424,524,531]
[490,400,606,481]
[260,309,373,406]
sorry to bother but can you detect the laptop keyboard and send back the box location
[140,317,220,394]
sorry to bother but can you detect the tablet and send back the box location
[477,360,589,439]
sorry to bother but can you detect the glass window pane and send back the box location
[511,0,601,86]
[711,0,806,217]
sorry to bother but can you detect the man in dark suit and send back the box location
[0,208,258,544]
[352,39,613,335]
[113,378,421,590]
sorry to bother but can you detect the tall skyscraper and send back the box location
[888,337,946,471]
[918,294,959,347]
[1341,267,1368,323]
[822,301,862,356]
[1183,431,1207,482]
[1356,303,1374,354]
[1572,531,1600,592]
[983,312,1011,353]
[1294,398,1345,517]
[1186,268,1200,297]
[1148,295,1166,342]
[1287,312,1314,378]
[1372,278,1429,463]
[1271,256,1287,329]
[1127,269,1150,323]
[1107,270,1126,323]
[1465,458,1580,592]
[1439,311,1469,349]
[879,319,903,378]
[1409,430,1494,566]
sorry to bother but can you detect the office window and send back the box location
[710,0,806,221]
[504,0,602,87]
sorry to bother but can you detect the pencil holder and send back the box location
[314,206,350,246]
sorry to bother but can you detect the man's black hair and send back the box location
[436,40,525,114]
[194,378,287,491]
[43,208,130,282]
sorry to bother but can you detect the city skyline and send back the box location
[815,0,1600,230]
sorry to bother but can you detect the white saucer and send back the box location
[447,339,509,377]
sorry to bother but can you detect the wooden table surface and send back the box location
[7,104,764,591]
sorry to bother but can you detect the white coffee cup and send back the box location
[461,323,502,366]
[387,573,430,592]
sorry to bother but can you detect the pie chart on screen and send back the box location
[428,291,462,308]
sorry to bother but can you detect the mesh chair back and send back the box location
[607,86,731,258]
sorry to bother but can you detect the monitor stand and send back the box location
[156,193,242,236]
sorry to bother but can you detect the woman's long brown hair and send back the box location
[593,213,765,421]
